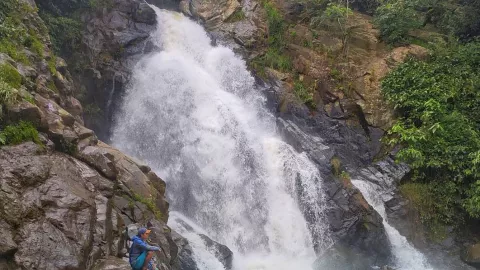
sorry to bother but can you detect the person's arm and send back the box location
[134,238,160,251]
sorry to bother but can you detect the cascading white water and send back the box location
[352,180,434,270]
[111,7,332,270]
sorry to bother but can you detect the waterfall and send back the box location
[111,7,332,270]
[352,179,434,270]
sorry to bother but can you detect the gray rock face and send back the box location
[171,231,199,270]
[0,142,186,270]
[275,112,391,263]
[58,0,162,141]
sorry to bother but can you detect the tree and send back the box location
[311,1,353,57]
[374,0,423,44]
[382,41,480,221]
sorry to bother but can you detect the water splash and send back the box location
[111,8,331,269]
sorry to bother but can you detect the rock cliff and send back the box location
[0,1,230,269]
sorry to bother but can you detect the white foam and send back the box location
[111,8,331,270]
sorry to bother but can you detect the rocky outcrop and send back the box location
[462,243,480,268]
[38,0,161,141]
[0,1,200,269]
[352,157,475,270]
[179,0,240,29]
[276,114,391,263]
[0,142,174,270]
[199,234,233,269]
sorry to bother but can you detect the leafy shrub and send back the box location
[40,13,82,55]
[0,121,40,145]
[400,182,451,240]
[382,41,480,220]
[264,48,292,71]
[0,40,29,64]
[264,1,286,50]
[0,63,22,88]
[24,35,44,57]
[0,80,17,107]
[0,0,16,23]
[132,193,163,220]
[294,80,316,108]
[47,56,57,75]
[374,0,422,44]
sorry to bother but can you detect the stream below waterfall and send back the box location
[111,7,436,270]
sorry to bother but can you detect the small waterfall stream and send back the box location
[352,179,434,270]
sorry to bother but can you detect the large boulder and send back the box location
[0,142,181,270]
[462,243,480,268]
[179,0,240,29]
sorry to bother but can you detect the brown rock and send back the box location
[462,243,480,268]
[6,101,46,128]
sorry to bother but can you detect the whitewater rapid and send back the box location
[111,7,331,270]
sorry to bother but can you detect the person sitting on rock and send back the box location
[129,227,160,270]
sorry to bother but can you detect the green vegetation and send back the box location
[311,2,352,53]
[24,35,45,57]
[0,121,40,146]
[293,80,315,108]
[251,1,319,107]
[47,56,57,75]
[38,0,113,56]
[331,156,342,176]
[40,13,82,56]
[374,0,422,44]
[132,193,163,220]
[400,183,450,240]
[373,0,480,44]
[55,138,77,155]
[0,0,48,63]
[382,41,480,224]
[340,170,350,180]
[0,63,21,115]
[0,0,15,23]
[253,1,293,72]
[83,103,102,117]
[0,80,17,108]
[0,63,22,89]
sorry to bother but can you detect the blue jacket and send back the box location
[129,235,160,265]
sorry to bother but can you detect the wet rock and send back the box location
[93,256,131,270]
[78,145,118,179]
[199,234,233,270]
[171,230,199,270]
[72,0,159,141]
